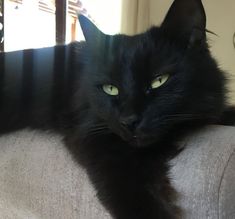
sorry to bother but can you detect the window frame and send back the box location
[0,0,4,51]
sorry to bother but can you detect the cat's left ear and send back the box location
[78,15,106,44]
[161,0,206,45]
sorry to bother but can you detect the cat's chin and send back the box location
[125,136,156,148]
[117,131,157,147]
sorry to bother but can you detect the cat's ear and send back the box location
[78,15,105,43]
[161,0,206,45]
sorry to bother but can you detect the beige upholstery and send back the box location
[171,126,235,219]
[0,126,234,219]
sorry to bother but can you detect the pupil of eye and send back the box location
[159,77,162,83]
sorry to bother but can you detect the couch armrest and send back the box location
[0,126,234,218]
[171,125,235,219]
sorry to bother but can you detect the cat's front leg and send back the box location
[88,151,181,219]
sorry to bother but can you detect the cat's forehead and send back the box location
[109,30,180,76]
[97,33,155,89]
[113,32,155,58]
[111,29,179,65]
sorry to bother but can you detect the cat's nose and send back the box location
[120,115,139,132]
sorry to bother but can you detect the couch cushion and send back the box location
[0,130,111,219]
[0,126,234,218]
[170,125,235,219]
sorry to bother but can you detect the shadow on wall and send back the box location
[233,32,235,49]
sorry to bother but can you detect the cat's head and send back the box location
[77,0,225,147]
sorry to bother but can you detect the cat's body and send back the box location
[0,0,234,218]
[0,43,82,133]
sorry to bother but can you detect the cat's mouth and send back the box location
[129,137,157,147]
[111,123,157,147]
[128,136,147,147]
[120,133,155,147]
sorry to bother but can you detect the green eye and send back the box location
[151,74,169,89]
[102,84,119,96]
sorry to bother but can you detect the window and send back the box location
[67,0,87,42]
[1,0,122,52]
[0,0,4,51]
[4,0,56,51]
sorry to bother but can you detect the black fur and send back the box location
[0,0,234,218]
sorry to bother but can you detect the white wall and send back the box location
[204,1,235,104]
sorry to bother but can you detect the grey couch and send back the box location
[0,125,234,218]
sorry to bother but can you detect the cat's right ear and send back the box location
[161,0,206,45]
[78,15,105,44]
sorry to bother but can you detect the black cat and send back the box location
[0,0,234,218]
